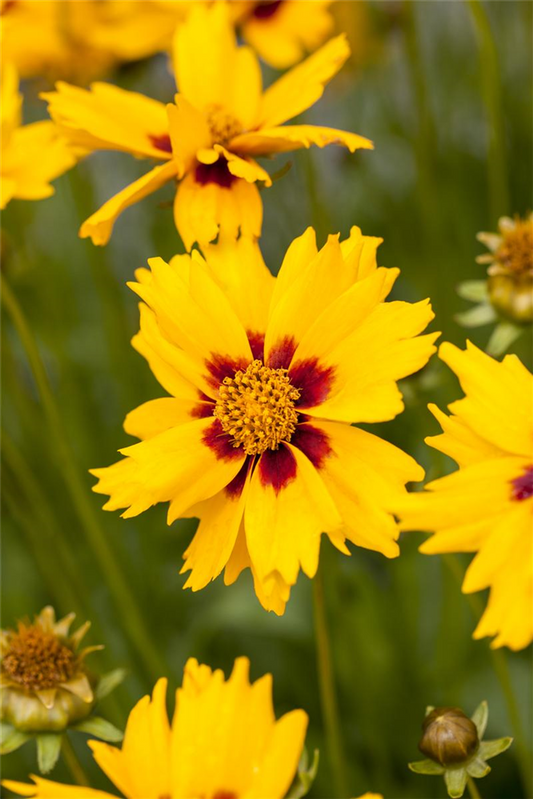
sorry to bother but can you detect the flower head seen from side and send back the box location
[42,2,373,250]
[4,656,309,799]
[90,226,438,614]
[235,1,334,69]
[0,606,123,773]
[1,62,75,210]
[397,341,533,650]
[456,213,533,356]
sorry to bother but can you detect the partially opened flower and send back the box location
[0,606,123,773]
[90,226,438,613]
[397,342,533,650]
[42,2,372,250]
[235,1,334,69]
[4,656,309,799]
[1,63,75,209]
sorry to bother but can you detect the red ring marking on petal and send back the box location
[202,419,243,461]
[247,330,265,361]
[195,157,236,188]
[511,465,533,501]
[289,358,335,407]
[148,133,172,153]
[291,424,332,469]
[224,458,252,499]
[205,354,250,388]
[252,0,283,19]
[258,445,297,494]
[267,335,297,369]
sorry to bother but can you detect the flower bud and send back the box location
[418,707,479,767]
[487,273,533,324]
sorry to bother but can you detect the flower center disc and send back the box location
[497,221,533,275]
[2,626,77,690]
[205,103,243,145]
[214,360,300,455]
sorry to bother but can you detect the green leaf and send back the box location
[455,303,496,328]
[408,759,445,775]
[467,757,491,779]
[0,725,33,755]
[444,767,467,798]
[36,733,62,774]
[95,668,126,701]
[471,700,488,739]
[456,280,489,302]
[487,321,523,356]
[72,716,123,743]
[286,747,320,798]
[478,737,513,760]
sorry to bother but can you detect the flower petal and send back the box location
[2,778,116,799]
[123,397,212,441]
[167,95,211,178]
[79,160,179,246]
[215,145,272,186]
[232,124,373,157]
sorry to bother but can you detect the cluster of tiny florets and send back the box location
[1,625,77,691]
[205,103,244,145]
[214,360,300,455]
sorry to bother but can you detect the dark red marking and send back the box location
[225,458,252,499]
[195,157,236,188]
[202,419,242,462]
[290,358,335,408]
[149,133,172,154]
[267,336,297,369]
[213,793,237,799]
[252,0,283,19]
[205,354,249,388]
[292,424,332,469]
[247,330,265,361]
[511,465,533,501]
[258,445,297,494]
[190,401,214,419]
[1,1,18,14]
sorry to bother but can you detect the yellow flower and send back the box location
[397,341,533,651]
[4,656,308,799]
[0,606,99,732]
[0,0,189,84]
[42,2,372,250]
[234,1,335,69]
[90,227,437,614]
[1,62,75,209]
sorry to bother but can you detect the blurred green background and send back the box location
[2,2,532,798]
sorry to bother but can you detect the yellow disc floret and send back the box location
[205,103,244,144]
[2,624,77,691]
[214,360,300,455]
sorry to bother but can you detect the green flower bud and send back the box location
[418,707,479,767]
[487,273,533,324]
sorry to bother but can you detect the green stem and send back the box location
[467,0,509,220]
[312,565,349,798]
[467,775,482,799]
[1,274,167,683]
[444,555,531,795]
[61,736,90,787]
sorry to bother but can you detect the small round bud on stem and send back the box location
[419,707,479,767]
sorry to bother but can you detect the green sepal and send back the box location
[36,732,62,774]
[286,747,320,798]
[471,700,488,739]
[455,303,496,328]
[444,767,467,798]
[408,759,445,775]
[487,321,523,356]
[466,757,491,778]
[478,736,513,760]
[425,705,435,716]
[95,668,126,701]
[72,716,123,742]
[456,280,489,302]
[0,722,33,755]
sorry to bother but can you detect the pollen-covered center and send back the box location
[496,220,533,275]
[214,360,300,455]
[2,626,77,690]
[205,103,243,145]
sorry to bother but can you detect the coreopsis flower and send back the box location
[456,214,533,355]
[397,342,533,650]
[234,1,334,69]
[0,0,189,84]
[90,227,438,613]
[0,606,123,773]
[409,702,512,799]
[1,63,75,209]
[5,656,309,799]
[42,2,372,250]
